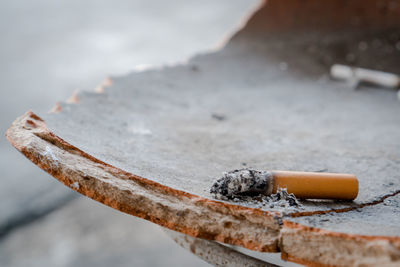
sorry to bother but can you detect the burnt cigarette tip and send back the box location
[210,169,273,198]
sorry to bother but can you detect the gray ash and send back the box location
[230,189,299,209]
[210,169,300,209]
[210,169,272,198]
[272,189,299,207]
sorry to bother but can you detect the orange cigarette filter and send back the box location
[210,169,359,200]
[271,171,358,200]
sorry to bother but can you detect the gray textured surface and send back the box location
[0,0,257,266]
[44,32,400,216]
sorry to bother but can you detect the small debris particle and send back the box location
[128,125,152,135]
[211,113,226,121]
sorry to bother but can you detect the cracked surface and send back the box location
[288,193,400,237]
[6,0,400,266]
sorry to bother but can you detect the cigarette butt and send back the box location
[330,64,400,89]
[210,169,358,200]
[272,171,358,200]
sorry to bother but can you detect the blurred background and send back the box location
[0,1,258,266]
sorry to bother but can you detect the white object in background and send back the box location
[330,64,400,89]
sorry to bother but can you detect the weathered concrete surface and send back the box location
[5,0,400,266]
